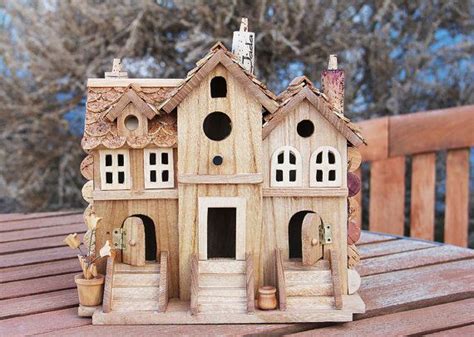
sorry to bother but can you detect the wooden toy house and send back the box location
[80,21,365,324]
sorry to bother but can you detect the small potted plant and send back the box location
[64,213,112,307]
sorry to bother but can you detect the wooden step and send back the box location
[112,299,159,312]
[284,259,330,271]
[113,273,160,287]
[114,262,160,274]
[198,287,247,297]
[113,287,160,301]
[199,273,246,288]
[286,283,333,296]
[284,270,332,285]
[198,302,247,314]
[286,296,336,311]
[199,260,246,274]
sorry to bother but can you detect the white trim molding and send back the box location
[99,149,131,190]
[310,146,342,187]
[270,146,302,187]
[144,148,174,189]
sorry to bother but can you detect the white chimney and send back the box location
[232,18,255,74]
[105,58,128,78]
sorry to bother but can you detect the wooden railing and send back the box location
[245,252,255,313]
[354,105,473,246]
[158,251,169,312]
[190,253,199,315]
[275,249,286,311]
[102,254,115,313]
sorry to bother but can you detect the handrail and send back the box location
[245,252,255,313]
[275,249,286,311]
[190,253,199,315]
[328,249,343,310]
[102,253,115,313]
[158,251,169,312]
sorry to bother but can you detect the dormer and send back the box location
[104,85,157,137]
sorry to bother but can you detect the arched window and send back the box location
[310,146,342,187]
[271,146,302,187]
[210,76,227,98]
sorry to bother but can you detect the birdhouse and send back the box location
[80,18,365,325]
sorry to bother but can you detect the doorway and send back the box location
[198,197,246,260]
[288,210,314,259]
[207,207,236,258]
[124,215,157,262]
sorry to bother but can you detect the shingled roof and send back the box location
[159,42,279,114]
[262,76,365,146]
[81,85,177,152]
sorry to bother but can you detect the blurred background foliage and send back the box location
[0,0,472,244]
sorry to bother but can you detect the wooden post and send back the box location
[190,253,199,315]
[246,252,255,313]
[328,249,343,309]
[102,254,115,313]
[158,251,169,312]
[275,249,286,311]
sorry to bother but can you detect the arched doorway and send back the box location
[288,210,314,259]
[123,215,157,262]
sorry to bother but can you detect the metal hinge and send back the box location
[319,222,333,245]
[112,228,126,250]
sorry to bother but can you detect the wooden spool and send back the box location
[81,181,94,204]
[80,155,94,180]
[347,172,361,197]
[347,147,362,172]
[348,197,360,221]
[347,219,361,245]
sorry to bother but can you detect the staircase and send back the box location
[194,259,249,314]
[110,262,161,312]
[103,251,169,313]
[283,259,338,311]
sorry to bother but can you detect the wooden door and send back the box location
[301,212,323,266]
[122,217,146,266]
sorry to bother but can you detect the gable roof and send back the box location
[81,85,177,151]
[104,84,157,121]
[262,76,365,146]
[160,42,278,114]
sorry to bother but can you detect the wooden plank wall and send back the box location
[356,105,473,246]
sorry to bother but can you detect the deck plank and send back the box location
[0,259,80,283]
[359,238,436,259]
[291,298,474,336]
[0,211,81,224]
[0,223,85,243]
[0,247,79,268]
[0,214,83,232]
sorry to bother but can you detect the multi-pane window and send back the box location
[99,150,131,190]
[310,146,341,187]
[271,146,302,187]
[144,148,174,189]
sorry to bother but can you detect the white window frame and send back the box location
[270,146,302,187]
[144,148,174,189]
[310,146,342,187]
[99,150,131,190]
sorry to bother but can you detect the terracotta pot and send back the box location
[74,274,104,306]
[257,286,277,310]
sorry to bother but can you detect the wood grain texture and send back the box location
[246,253,255,313]
[444,148,470,246]
[410,153,436,240]
[102,255,115,313]
[389,105,474,156]
[369,156,406,235]
[190,253,199,315]
[356,117,389,162]
[328,250,343,309]
[122,217,145,266]
[301,213,323,265]
[275,249,287,311]
[158,251,169,312]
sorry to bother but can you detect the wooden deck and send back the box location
[0,211,473,336]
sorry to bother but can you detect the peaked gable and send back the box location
[263,77,364,147]
[160,42,278,114]
[104,85,157,121]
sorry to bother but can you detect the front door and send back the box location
[301,212,323,266]
[122,216,146,266]
[198,197,246,260]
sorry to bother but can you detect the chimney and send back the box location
[321,54,344,114]
[105,58,128,78]
[232,18,255,74]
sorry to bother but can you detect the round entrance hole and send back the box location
[125,115,139,131]
[297,119,314,138]
[203,111,232,141]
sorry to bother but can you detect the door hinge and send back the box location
[112,228,126,250]
[319,223,333,245]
